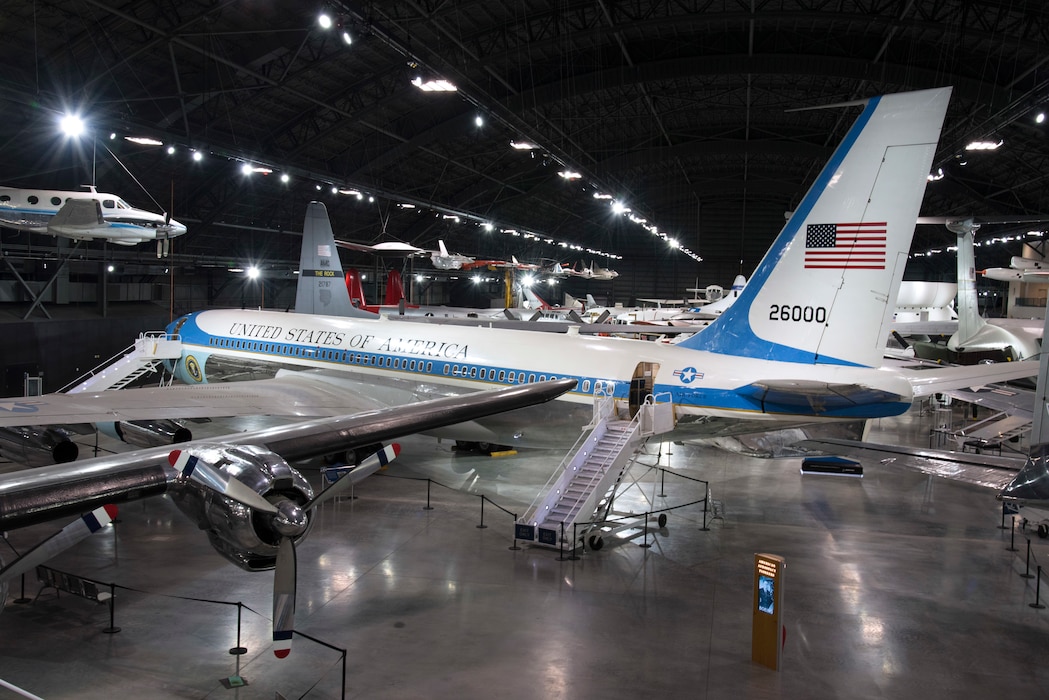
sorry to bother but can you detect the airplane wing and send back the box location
[335,239,425,256]
[0,370,397,427]
[0,378,575,530]
[795,437,1023,491]
[45,198,105,238]
[889,360,1040,397]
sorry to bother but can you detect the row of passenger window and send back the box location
[0,194,119,208]
[210,336,588,392]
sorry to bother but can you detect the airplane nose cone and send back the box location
[168,219,188,237]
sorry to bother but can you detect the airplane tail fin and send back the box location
[438,240,450,257]
[384,269,406,305]
[294,202,373,317]
[564,292,581,309]
[951,223,987,342]
[678,87,952,368]
[522,287,546,309]
[344,269,368,310]
[586,294,598,308]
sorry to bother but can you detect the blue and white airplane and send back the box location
[134,86,1025,448]
[0,185,187,247]
[1,87,1035,451]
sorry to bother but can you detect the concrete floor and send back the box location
[2,404,1049,699]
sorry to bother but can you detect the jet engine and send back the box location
[167,444,314,571]
[98,419,192,449]
[0,425,78,466]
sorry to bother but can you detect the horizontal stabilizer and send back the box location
[894,360,1039,397]
[737,380,905,413]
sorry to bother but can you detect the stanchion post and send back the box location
[476,496,487,529]
[13,573,30,604]
[1031,566,1046,610]
[700,485,710,531]
[341,649,347,700]
[658,469,666,498]
[639,512,651,548]
[1008,516,1019,552]
[103,583,121,634]
[1022,539,1035,579]
[230,601,247,655]
[423,479,433,511]
[557,522,567,561]
[509,513,521,551]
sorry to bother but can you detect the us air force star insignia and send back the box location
[673,366,701,384]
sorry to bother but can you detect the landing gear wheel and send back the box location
[657,513,668,528]
[588,535,604,551]
[454,440,477,452]
[476,442,493,455]
[1038,523,1048,539]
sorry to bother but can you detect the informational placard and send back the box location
[751,553,785,670]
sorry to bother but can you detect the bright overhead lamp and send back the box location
[610,201,630,215]
[411,77,457,92]
[474,115,484,127]
[592,192,612,200]
[166,145,176,155]
[510,140,538,150]
[341,31,352,45]
[1037,113,1046,124]
[280,173,290,183]
[240,163,253,176]
[318,13,333,29]
[482,223,494,232]
[246,266,260,279]
[558,170,582,180]
[192,150,203,162]
[965,138,1003,151]
[125,136,163,146]
[927,168,944,182]
[59,113,85,138]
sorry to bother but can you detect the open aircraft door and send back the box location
[628,362,658,418]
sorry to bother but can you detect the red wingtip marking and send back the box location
[274,648,291,659]
[103,504,118,519]
[168,450,181,466]
[391,443,401,456]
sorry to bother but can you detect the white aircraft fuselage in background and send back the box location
[0,185,187,244]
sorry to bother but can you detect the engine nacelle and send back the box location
[168,444,314,571]
[98,419,192,448]
[0,425,78,466]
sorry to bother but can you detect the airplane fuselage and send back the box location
[167,308,913,448]
[0,186,187,244]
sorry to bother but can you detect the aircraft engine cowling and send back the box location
[167,444,314,571]
[99,419,192,448]
[0,426,78,466]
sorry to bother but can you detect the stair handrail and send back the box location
[57,331,179,393]
[521,427,592,523]
[525,410,643,527]
[548,416,642,525]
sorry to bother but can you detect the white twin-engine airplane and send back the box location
[142,86,1031,448]
[0,185,187,247]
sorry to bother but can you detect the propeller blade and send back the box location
[168,449,279,514]
[307,444,400,510]
[272,537,296,658]
[0,504,117,583]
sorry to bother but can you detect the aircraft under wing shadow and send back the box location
[0,379,574,658]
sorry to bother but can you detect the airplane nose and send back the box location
[167,219,188,237]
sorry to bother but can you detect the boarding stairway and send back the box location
[515,391,675,548]
[62,332,183,393]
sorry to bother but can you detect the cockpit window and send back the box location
[102,199,116,209]
[115,198,131,209]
